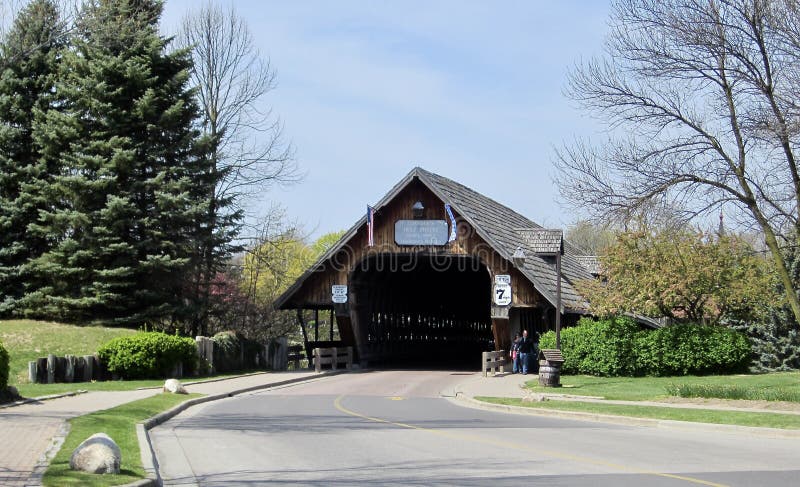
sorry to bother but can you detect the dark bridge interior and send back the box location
[351,254,492,368]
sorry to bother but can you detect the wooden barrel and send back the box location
[538,360,562,387]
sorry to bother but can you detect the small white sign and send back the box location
[493,283,512,306]
[495,274,511,285]
[332,284,348,303]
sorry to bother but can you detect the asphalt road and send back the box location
[150,371,800,486]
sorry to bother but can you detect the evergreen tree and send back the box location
[732,243,800,371]
[0,0,65,316]
[24,0,213,325]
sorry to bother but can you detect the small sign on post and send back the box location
[331,284,348,304]
[495,274,511,284]
[493,282,512,306]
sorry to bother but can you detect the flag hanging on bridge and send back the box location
[445,203,457,242]
[367,205,375,246]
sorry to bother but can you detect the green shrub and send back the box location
[540,317,640,376]
[638,324,751,376]
[212,331,242,372]
[97,332,197,379]
[540,318,750,377]
[0,339,8,390]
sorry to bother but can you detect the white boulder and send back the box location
[163,378,187,394]
[69,433,121,474]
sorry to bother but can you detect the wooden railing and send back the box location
[313,346,353,372]
[481,350,506,377]
[287,345,304,369]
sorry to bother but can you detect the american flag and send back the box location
[367,205,375,246]
[445,203,457,242]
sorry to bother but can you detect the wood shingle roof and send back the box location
[275,167,593,312]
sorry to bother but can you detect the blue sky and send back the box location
[160,1,612,238]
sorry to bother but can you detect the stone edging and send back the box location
[123,371,345,487]
[450,393,800,439]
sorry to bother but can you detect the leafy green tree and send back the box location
[731,241,800,370]
[578,230,778,324]
[554,0,800,326]
[0,0,65,315]
[22,0,212,325]
[565,220,616,255]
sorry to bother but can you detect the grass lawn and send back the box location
[43,392,202,487]
[476,396,800,429]
[525,372,800,401]
[13,370,264,399]
[0,320,136,385]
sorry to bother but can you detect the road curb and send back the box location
[134,371,270,391]
[0,389,88,409]
[127,371,346,487]
[450,394,800,439]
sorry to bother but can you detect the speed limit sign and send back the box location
[493,283,512,306]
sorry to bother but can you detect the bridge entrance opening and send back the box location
[351,254,492,368]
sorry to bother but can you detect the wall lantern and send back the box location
[412,201,425,219]
[512,246,526,267]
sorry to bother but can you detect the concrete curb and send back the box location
[450,393,800,439]
[27,420,71,486]
[0,389,88,409]
[134,371,270,391]
[125,371,346,487]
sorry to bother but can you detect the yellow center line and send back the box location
[333,395,728,487]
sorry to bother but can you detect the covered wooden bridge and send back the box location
[275,167,597,368]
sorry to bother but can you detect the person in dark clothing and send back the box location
[518,330,534,374]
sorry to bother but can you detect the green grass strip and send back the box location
[15,370,263,398]
[523,372,800,402]
[665,383,800,402]
[43,392,202,487]
[476,396,800,430]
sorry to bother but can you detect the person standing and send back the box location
[510,333,521,373]
[518,330,534,375]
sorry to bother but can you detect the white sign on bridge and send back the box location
[494,274,511,284]
[332,285,348,304]
[493,283,512,306]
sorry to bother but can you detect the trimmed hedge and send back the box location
[0,339,8,390]
[539,317,750,377]
[97,332,197,379]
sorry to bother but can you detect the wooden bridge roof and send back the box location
[275,167,596,312]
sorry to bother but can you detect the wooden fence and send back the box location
[313,346,353,372]
[481,350,506,377]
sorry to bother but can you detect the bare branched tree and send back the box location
[177,2,300,334]
[178,2,299,207]
[554,0,800,323]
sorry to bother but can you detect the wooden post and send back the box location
[332,347,338,370]
[346,347,353,369]
[556,251,562,350]
[47,354,56,384]
[28,361,37,383]
[314,348,321,373]
[329,308,335,341]
[314,309,319,342]
[297,309,311,368]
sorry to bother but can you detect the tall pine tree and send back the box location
[24,0,213,325]
[0,0,65,316]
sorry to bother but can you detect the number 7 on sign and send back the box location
[493,283,512,306]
